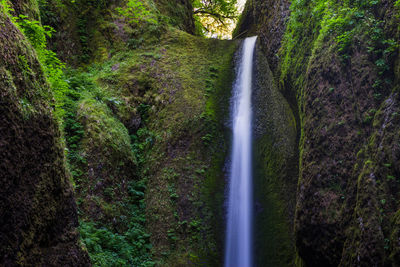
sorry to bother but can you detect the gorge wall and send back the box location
[1,0,234,265]
[0,6,90,266]
[237,0,400,266]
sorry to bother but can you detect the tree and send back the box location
[193,0,239,38]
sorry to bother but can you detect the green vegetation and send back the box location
[0,5,93,265]
[58,67,154,265]
[36,20,237,266]
[91,29,237,265]
[0,0,12,15]
[80,179,154,266]
[193,0,239,36]
[2,2,158,264]
[4,0,400,265]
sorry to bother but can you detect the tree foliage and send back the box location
[193,0,239,37]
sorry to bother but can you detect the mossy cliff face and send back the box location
[234,0,290,73]
[153,0,195,33]
[78,29,237,265]
[39,0,124,64]
[0,10,90,266]
[51,13,238,263]
[39,0,195,65]
[252,41,297,266]
[141,31,237,265]
[239,0,400,266]
[11,0,41,20]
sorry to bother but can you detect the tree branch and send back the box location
[193,9,236,19]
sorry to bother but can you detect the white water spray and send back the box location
[225,36,257,267]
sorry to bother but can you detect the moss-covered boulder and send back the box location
[0,10,90,266]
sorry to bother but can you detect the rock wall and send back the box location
[238,0,400,266]
[53,28,238,265]
[154,0,195,34]
[252,40,297,266]
[0,10,90,266]
[11,0,41,20]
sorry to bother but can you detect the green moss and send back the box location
[140,31,238,265]
[78,99,134,159]
[254,135,295,266]
[38,0,194,65]
[247,42,299,266]
[389,209,400,264]
[280,0,397,97]
[153,0,194,33]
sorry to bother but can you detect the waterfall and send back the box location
[225,36,257,267]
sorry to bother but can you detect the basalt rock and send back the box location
[0,11,90,266]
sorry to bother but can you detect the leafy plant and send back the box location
[80,221,154,267]
[130,127,155,166]
[0,0,13,16]
[80,178,153,266]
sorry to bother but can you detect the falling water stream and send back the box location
[225,36,257,267]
